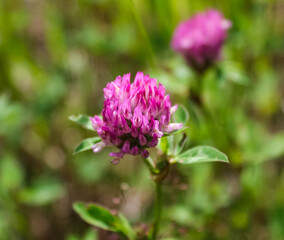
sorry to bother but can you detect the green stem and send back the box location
[143,157,159,174]
[190,72,204,107]
[128,0,156,69]
[153,182,162,240]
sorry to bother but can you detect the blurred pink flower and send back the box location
[171,9,231,72]
[90,72,182,163]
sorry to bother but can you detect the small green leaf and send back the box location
[174,146,229,165]
[74,137,101,154]
[162,105,189,138]
[163,127,188,137]
[173,105,189,125]
[73,202,135,239]
[169,133,188,157]
[73,202,118,231]
[69,114,94,131]
[117,213,136,240]
[160,137,169,154]
[83,229,98,240]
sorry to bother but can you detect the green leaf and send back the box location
[259,133,284,163]
[83,229,98,240]
[73,202,135,239]
[73,202,118,231]
[0,95,26,140]
[174,146,229,165]
[168,133,188,157]
[160,136,169,154]
[69,114,94,131]
[117,213,136,240]
[173,105,189,125]
[162,105,189,137]
[219,61,249,86]
[163,127,188,137]
[65,235,80,240]
[65,228,98,240]
[0,154,24,192]
[19,180,65,206]
[74,137,102,154]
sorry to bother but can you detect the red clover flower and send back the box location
[90,72,183,164]
[171,9,231,72]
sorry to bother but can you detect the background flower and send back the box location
[171,9,231,72]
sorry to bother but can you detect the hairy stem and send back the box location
[153,182,162,240]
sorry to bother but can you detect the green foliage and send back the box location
[163,105,189,137]
[73,202,135,240]
[72,152,109,184]
[174,146,229,165]
[74,137,102,154]
[18,179,65,206]
[1,0,284,239]
[73,202,120,231]
[69,115,95,131]
[160,137,169,154]
[163,127,188,137]
[218,61,249,86]
[167,133,188,157]
[66,228,98,240]
[173,105,189,125]
[0,95,27,142]
[0,154,24,192]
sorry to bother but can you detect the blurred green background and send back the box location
[1,0,284,239]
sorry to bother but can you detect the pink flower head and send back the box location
[171,9,231,72]
[90,72,183,163]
